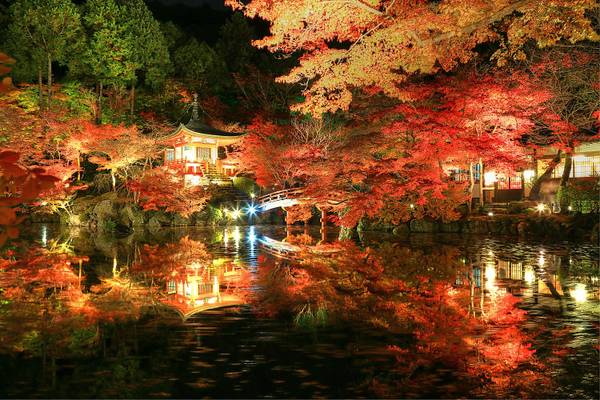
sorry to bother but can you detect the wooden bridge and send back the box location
[258,235,341,260]
[256,187,343,212]
[256,188,307,211]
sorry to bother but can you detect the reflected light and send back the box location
[248,226,257,242]
[538,253,545,268]
[570,284,588,303]
[223,230,229,245]
[485,263,497,291]
[41,225,48,247]
[524,266,535,284]
[233,227,241,244]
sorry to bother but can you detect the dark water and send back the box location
[0,224,598,398]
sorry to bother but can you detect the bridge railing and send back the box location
[257,188,305,206]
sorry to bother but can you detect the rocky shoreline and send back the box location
[26,192,599,242]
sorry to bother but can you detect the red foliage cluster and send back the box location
[127,167,211,216]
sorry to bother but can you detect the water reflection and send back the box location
[0,224,598,398]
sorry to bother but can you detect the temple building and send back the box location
[161,95,245,186]
[448,139,600,205]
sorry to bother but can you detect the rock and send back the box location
[172,214,191,226]
[440,221,461,233]
[392,224,410,235]
[590,223,599,244]
[409,219,439,233]
[148,211,171,229]
[92,194,118,223]
[30,212,60,223]
[517,221,528,236]
[463,220,488,234]
[67,214,83,226]
[119,205,145,227]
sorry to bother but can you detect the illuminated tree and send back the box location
[227,0,598,115]
[127,167,211,217]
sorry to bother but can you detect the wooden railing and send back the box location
[257,188,305,206]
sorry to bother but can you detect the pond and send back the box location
[0,224,598,398]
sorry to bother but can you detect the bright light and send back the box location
[248,226,257,242]
[485,263,497,292]
[570,283,588,303]
[410,204,415,209]
[568,205,573,211]
[523,169,535,181]
[233,226,241,243]
[484,171,496,186]
[247,205,257,215]
[536,203,546,213]
[250,192,256,199]
[487,211,494,217]
[230,209,241,219]
[538,252,545,267]
[524,266,535,284]
[572,154,587,162]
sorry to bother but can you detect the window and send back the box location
[196,147,211,161]
[166,148,175,161]
[167,280,176,294]
[552,155,600,178]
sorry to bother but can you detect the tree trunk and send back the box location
[130,84,135,117]
[558,150,573,210]
[97,82,103,124]
[76,154,81,181]
[38,67,44,112]
[529,150,562,200]
[468,162,474,213]
[47,55,52,109]
[110,170,116,191]
[478,158,484,207]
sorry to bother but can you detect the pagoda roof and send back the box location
[160,93,245,142]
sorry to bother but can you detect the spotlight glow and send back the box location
[570,283,588,303]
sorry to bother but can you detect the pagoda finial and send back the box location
[192,93,199,120]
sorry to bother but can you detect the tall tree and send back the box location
[119,0,171,116]
[79,0,135,123]
[227,0,599,115]
[7,0,82,108]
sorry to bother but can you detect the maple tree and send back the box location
[127,167,211,217]
[525,49,600,204]
[227,0,598,115]
[86,123,158,191]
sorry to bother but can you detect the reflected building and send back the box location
[162,260,248,319]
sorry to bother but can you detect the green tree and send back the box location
[215,12,256,74]
[120,0,171,116]
[172,38,221,87]
[80,0,135,123]
[7,0,82,108]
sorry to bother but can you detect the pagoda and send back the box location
[161,94,245,185]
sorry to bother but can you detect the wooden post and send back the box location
[320,208,327,242]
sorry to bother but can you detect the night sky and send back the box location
[154,0,226,9]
